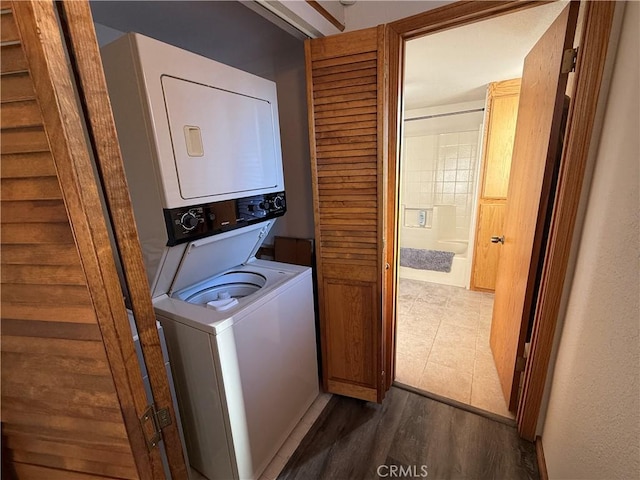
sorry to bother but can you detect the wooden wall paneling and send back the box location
[306,25,389,403]
[58,2,189,477]
[2,0,164,477]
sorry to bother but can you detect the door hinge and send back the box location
[139,404,172,451]
[561,47,578,74]
[515,356,527,372]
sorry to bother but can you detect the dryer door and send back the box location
[161,75,280,200]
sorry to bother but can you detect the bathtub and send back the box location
[398,208,470,288]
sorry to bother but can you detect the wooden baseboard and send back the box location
[536,436,548,480]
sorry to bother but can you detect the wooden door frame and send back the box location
[386,0,616,440]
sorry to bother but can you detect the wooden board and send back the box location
[274,236,314,267]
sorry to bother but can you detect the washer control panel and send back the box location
[163,192,286,246]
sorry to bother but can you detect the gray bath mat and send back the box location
[399,248,455,273]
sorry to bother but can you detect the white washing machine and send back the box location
[153,222,318,480]
[101,33,319,480]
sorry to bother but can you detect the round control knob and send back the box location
[181,212,199,230]
[273,196,284,209]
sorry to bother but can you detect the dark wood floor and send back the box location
[278,387,538,480]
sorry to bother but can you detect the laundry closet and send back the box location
[100,32,319,480]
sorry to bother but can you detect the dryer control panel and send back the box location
[163,192,286,246]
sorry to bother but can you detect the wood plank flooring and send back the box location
[278,387,538,480]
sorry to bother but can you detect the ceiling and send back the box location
[403,2,568,110]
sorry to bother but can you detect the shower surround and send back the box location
[399,109,483,287]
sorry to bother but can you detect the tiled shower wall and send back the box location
[401,134,438,209]
[433,131,479,239]
[401,129,480,240]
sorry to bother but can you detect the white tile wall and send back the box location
[402,129,479,241]
[401,135,438,209]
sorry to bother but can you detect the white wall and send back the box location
[344,0,451,32]
[91,1,314,242]
[541,3,639,479]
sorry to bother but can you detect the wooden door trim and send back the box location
[10,1,163,477]
[388,1,544,40]
[387,0,616,440]
[304,37,327,392]
[56,1,189,477]
[383,23,402,391]
[376,24,389,401]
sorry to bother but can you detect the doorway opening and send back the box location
[393,1,568,419]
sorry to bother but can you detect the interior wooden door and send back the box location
[490,2,579,411]
[305,26,390,402]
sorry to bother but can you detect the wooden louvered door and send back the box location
[305,26,390,402]
[1,1,187,478]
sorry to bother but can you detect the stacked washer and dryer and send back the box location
[101,33,319,480]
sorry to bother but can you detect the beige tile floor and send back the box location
[395,277,514,419]
[189,392,333,480]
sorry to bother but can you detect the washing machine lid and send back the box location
[167,220,274,295]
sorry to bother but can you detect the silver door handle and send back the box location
[491,235,505,244]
